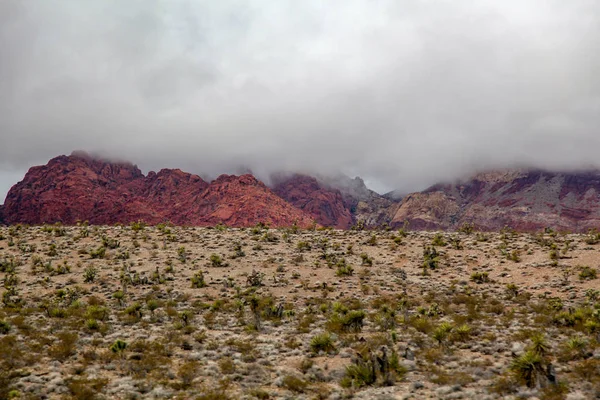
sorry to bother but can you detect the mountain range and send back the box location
[1,152,600,232]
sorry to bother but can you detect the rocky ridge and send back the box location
[392,169,600,232]
[2,152,315,228]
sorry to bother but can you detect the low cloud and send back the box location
[1,0,600,199]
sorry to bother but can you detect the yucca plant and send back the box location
[310,332,336,354]
[110,339,128,358]
[510,350,544,388]
[529,332,550,358]
[432,322,453,346]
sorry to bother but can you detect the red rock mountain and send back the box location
[392,170,600,232]
[6,154,600,232]
[2,152,315,227]
[272,174,353,228]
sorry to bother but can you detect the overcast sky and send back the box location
[1,0,599,200]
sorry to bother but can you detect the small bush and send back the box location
[191,271,207,288]
[83,266,98,283]
[470,272,489,284]
[89,246,106,259]
[0,320,11,334]
[281,375,308,393]
[578,266,597,281]
[310,332,336,354]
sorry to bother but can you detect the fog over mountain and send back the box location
[1,0,600,201]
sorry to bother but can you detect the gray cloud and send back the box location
[1,0,600,200]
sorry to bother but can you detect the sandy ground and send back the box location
[0,224,599,399]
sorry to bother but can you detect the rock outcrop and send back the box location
[2,152,315,227]
[314,174,399,227]
[392,169,600,232]
[271,174,352,228]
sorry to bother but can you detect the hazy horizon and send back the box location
[2,1,599,201]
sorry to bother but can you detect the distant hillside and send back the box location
[392,169,600,232]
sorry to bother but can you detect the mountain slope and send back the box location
[272,173,399,228]
[392,170,600,232]
[2,152,315,227]
[271,174,352,228]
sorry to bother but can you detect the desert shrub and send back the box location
[508,250,521,262]
[110,339,128,357]
[360,253,373,266]
[340,359,374,388]
[451,324,471,342]
[48,331,78,361]
[422,246,439,271]
[458,223,474,234]
[177,246,187,263]
[510,350,545,388]
[191,271,207,288]
[124,302,143,320]
[246,270,265,287]
[432,233,446,246]
[335,260,354,277]
[578,266,597,281]
[506,283,519,299]
[210,253,226,267]
[327,310,366,333]
[146,299,161,315]
[0,320,10,335]
[341,345,403,388]
[178,360,200,387]
[85,319,100,330]
[231,241,245,258]
[310,332,336,354]
[113,290,125,306]
[83,266,98,283]
[282,375,308,393]
[67,377,108,400]
[584,229,600,244]
[89,246,106,259]
[101,236,120,249]
[130,220,146,232]
[470,271,489,284]
[366,234,378,246]
[218,357,236,374]
[432,322,453,346]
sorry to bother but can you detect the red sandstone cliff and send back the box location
[2,152,314,227]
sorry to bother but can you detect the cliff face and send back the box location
[2,152,314,227]
[392,170,600,232]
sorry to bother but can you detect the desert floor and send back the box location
[0,224,599,399]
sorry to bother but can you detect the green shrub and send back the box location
[310,332,336,354]
[89,246,106,259]
[210,254,225,267]
[110,339,128,357]
[83,266,98,283]
[510,350,544,388]
[281,375,308,393]
[335,262,354,277]
[0,320,11,335]
[578,266,597,281]
[191,271,207,288]
[359,253,372,266]
[470,272,489,284]
[432,322,453,346]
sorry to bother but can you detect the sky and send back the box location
[1,0,600,200]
